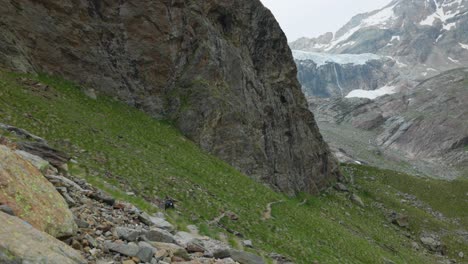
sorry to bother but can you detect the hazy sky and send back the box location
[260,0,392,41]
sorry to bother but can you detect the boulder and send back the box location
[350,194,365,207]
[242,240,253,248]
[388,212,409,228]
[149,215,175,232]
[115,227,142,242]
[16,141,70,168]
[0,145,76,238]
[420,234,445,254]
[104,241,140,257]
[230,250,265,264]
[14,150,49,172]
[144,228,177,244]
[334,183,349,192]
[147,242,190,261]
[0,212,86,264]
[202,239,231,259]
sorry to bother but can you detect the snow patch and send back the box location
[292,50,382,67]
[420,0,461,30]
[390,36,401,42]
[448,57,460,63]
[459,42,468,50]
[345,85,397,100]
[326,4,397,50]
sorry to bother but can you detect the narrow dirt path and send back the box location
[262,200,284,220]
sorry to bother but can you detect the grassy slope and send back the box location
[0,71,466,263]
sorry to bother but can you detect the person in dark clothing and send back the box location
[164,196,175,210]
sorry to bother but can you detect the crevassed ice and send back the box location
[292,50,382,67]
[345,85,397,100]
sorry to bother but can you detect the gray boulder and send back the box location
[0,212,86,264]
[230,250,265,264]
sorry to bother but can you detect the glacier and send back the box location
[292,50,382,67]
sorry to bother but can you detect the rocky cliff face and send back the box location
[0,0,338,195]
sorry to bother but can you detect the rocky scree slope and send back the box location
[0,127,269,264]
[0,0,339,195]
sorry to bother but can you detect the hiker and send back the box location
[164,196,175,210]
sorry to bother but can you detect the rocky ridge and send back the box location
[0,0,339,195]
[0,124,279,264]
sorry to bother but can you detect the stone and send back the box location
[136,246,155,263]
[202,239,231,259]
[0,0,340,196]
[0,204,15,216]
[242,240,253,248]
[104,241,140,257]
[350,194,365,207]
[0,123,47,144]
[0,145,77,238]
[122,260,135,264]
[411,242,420,251]
[149,215,175,232]
[389,212,409,228]
[147,242,190,261]
[16,141,70,168]
[230,250,265,264]
[14,150,49,172]
[85,234,98,248]
[334,183,349,192]
[0,212,86,264]
[116,227,142,242]
[88,192,115,206]
[138,212,154,226]
[420,234,445,253]
[84,88,97,100]
[145,228,177,243]
[459,252,464,258]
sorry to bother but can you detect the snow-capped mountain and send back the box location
[291,0,468,77]
[291,0,468,179]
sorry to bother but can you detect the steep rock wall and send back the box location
[0,0,339,194]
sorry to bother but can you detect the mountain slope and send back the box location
[291,0,468,95]
[312,68,468,178]
[1,71,467,263]
[0,0,338,195]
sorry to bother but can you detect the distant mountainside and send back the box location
[290,0,468,178]
[0,0,339,195]
[291,0,468,76]
[312,68,468,178]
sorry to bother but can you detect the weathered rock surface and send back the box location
[0,145,76,238]
[0,212,86,264]
[0,0,339,195]
[230,249,265,264]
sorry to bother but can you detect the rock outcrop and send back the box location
[0,212,86,264]
[0,145,77,238]
[0,0,338,195]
